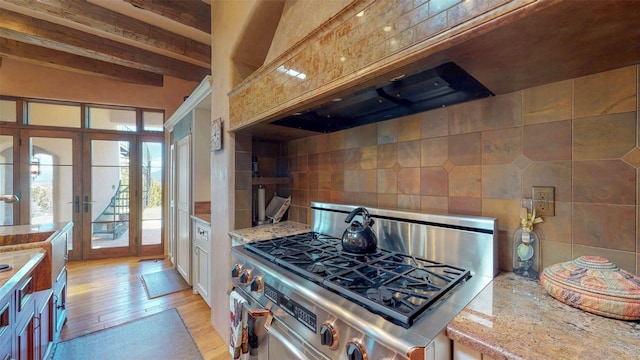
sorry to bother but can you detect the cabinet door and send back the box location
[453,341,495,360]
[0,295,11,360]
[195,243,210,307]
[191,220,200,291]
[35,292,53,360]
[175,136,191,284]
[52,269,67,342]
[15,311,35,360]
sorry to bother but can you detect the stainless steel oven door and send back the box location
[241,297,270,360]
[242,301,329,360]
[268,319,330,360]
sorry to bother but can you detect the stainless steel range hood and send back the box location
[271,62,493,133]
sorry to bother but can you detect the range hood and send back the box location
[271,62,493,133]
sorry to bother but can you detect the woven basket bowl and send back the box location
[539,256,640,320]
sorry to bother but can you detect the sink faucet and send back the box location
[0,194,20,203]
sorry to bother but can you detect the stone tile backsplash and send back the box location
[280,65,640,275]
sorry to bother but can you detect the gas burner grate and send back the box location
[244,232,471,327]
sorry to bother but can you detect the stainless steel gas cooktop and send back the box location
[244,231,471,327]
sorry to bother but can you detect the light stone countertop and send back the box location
[0,248,46,300]
[447,272,640,360]
[228,221,311,244]
[191,214,211,225]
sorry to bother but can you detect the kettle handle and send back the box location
[344,207,374,226]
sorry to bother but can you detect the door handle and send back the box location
[83,196,95,212]
[73,196,80,213]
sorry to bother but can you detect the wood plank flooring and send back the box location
[60,256,230,359]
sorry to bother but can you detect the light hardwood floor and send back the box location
[60,256,230,359]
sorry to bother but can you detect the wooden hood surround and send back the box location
[228,0,640,140]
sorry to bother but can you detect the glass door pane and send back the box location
[21,130,81,258]
[0,134,16,225]
[141,141,163,249]
[89,138,133,252]
[29,138,73,225]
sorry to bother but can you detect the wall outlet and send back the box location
[532,186,555,216]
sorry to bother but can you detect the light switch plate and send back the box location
[532,186,555,216]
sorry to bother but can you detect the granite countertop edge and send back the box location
[446,272,640,360]
[228,221,311,244]
[0,248,47,300]
[191,214,211,225]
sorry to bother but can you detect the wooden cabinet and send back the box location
[0,290,12,360]
[192,218,211,307]
[0,225,70,360]
[52,268,67,343]
[35,291,53,360]
[15,313,35,360]
[14,274,36,360]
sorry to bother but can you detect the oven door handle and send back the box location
[244,304,270,318]
[229,287,271,318]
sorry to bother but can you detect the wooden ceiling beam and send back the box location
[0,9,210,82]
[124,0,211,34]
[0,37,164,86]
[1,0,211,65]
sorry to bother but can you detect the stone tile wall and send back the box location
[280,65,640,275]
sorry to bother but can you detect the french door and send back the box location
[82,133,138,259]
[1,128,164,260]
[82,133,165,259]
[18,129,81,258]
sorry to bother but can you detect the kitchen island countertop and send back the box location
[228,221,311,244]
[0,248,46,300]
[447,272,640,359]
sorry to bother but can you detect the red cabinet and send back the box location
[1,226,70,360]
[35,291,54,360]
[14,275,36,360]
[0,293,12,360]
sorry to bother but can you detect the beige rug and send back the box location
[52,309,203,360]
[141,268,190,299]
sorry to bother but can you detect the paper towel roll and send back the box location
[258,186,265,222]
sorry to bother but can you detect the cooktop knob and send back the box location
[231,264,242,278]
[239,269,252,284]
[250,276,263,292]
[346,341,367,360]
[319,322,338,349]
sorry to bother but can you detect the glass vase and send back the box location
[512,226,540,280]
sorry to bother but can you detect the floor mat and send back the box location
[141,268,190,299]
[52,309,203,360]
